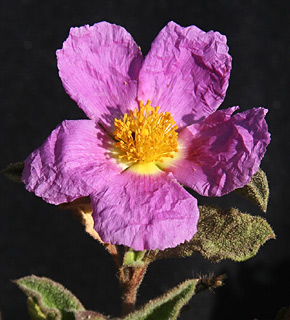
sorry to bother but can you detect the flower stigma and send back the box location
[113,100,178,174]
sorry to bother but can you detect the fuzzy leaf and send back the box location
[236,168,269,212]
[15,275,85,320]
[123,279,198,320]
[27,297,55,320]
[2,161,24,183]
[123,249,146,267]
[156,206,275,262]
[73,311,108,320]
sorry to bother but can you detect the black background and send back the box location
[1,1,290,319]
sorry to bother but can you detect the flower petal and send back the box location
[22,120,122,204]
[91,171,199,251]
[167,107,270,196]
[137,21,232,128]
[57,22,143,130]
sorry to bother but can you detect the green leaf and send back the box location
[157,205,275,262]
[73,311,108,320]
[123,249,146,267]
[15,275,85,320]
[236,168,269,212]
[123,279,198,320]
[1,161,24,183]
[27,297,47,320]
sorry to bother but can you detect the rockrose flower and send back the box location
[22,21,270,251]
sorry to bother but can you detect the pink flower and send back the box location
[22,21,270,251]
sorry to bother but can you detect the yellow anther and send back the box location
[113,100,178,164]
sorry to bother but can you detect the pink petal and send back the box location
[137,21,232,128]
[57,22,143,131]
[91,171,199,251]
[22,120,122,204]
[168,107,270,196]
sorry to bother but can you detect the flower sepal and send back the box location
[59,197,104,244]
[123,249,146,267]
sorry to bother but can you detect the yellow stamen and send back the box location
[113,100,178,167]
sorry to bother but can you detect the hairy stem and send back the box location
[105,245,149,316]
[119,265,148,316]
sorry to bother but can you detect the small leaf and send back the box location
[123,279,198,320]
[157,205,275,262]
[236,168,269,212]
[123,249,146,267]
[1,161,24,183]
[15,275,85,320]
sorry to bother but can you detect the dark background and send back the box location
[1,0,289,319]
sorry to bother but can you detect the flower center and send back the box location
[113,100,178,165]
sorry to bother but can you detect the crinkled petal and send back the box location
[137,21,232,128]
[22,120,122,204]
[91,171,199,251]
[167,107,270,196]
[57,22,143,131]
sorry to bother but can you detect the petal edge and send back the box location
[92,171,199,250]
[138,21,232,128]
[57,22,143,130]
[167,107,270,196]
[22,120,122,204]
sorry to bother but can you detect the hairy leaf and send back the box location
[2,161,24,183]
[74,311,108,320]
[27,296,63,320]
[15,275,85,320]
[27,297,47,320]
[236,168,269,212]
[156,205,275,262]
[123,279,198,320]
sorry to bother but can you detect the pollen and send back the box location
[113,100,178,164]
